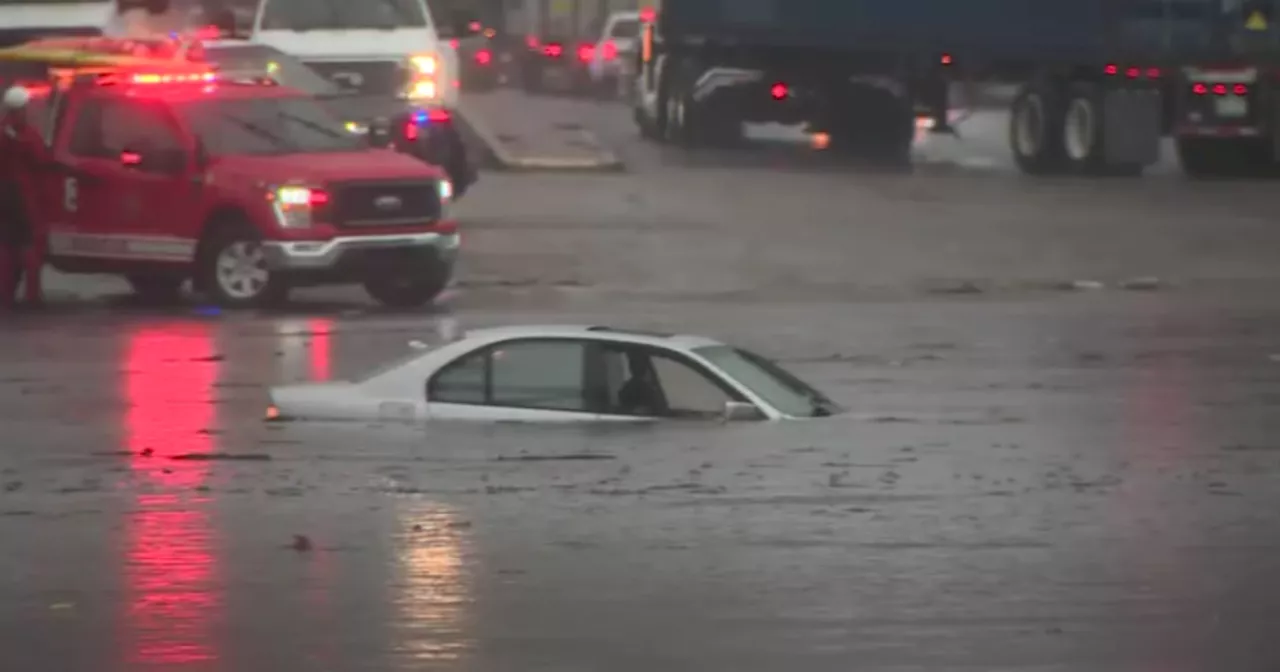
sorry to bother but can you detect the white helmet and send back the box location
[2,86,30,110]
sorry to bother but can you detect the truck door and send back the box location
[56,96,194,263]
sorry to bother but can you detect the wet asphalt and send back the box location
[4,94,1280,671]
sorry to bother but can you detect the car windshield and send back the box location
[203,45,340,95]
[609,19,639,38]
[175,95,364,156]
[259,0,428,30]
[693,345,838,418]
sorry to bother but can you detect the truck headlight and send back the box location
[270,185,329,228]
[438,179,453,203]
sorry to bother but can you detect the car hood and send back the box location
[211,149,444,184]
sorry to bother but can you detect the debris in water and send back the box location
[495,453,615,462]
[291,535,312,552]
[1119,276,1163,291]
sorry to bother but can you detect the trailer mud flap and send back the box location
[1104,90,1162,165]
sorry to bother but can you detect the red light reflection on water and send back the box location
[121,326,222,667]
[309,319,332,381]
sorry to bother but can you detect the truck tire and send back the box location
[1177,137,1275,178]
[1062,82,1144,177]
[1010,81,1068,175]
[195,221,290,309]
[363,259,452,308]
[126,274,184,301]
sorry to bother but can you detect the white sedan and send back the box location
[267,325,840,423]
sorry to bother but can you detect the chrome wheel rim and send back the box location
[215,241,269,300]
[1064,98,1094,162]
[1014,94,1045,158]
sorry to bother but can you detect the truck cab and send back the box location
[14,62,460,308]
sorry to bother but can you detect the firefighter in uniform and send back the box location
[0,85,47,307]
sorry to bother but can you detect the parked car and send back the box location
[267,325,841,422]
[587,10,640,99]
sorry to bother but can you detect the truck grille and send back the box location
[304,60,408,96]
[331,180,441,228]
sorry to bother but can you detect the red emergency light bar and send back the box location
[127,71,216,84]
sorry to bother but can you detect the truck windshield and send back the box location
[259,0,428,30]
[176,95,364,156]
[692,345,840,418]
[203,45,340,95]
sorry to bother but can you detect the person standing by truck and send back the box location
[0,85,48,308]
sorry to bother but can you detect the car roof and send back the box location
[463,325,726,350]
[88,80,305,102]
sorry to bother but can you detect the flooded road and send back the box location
[3,291,1280,671]
[5,93,1280,670]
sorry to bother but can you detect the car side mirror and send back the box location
[120,149,143,168]
[722,400,765,422]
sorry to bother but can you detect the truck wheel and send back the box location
[1010,81,1068,175]
[1177,137,1274,178]
[195,223,289,308]
[126,274,184,301]
[363,260,452,308]
[1062,82,1143,177]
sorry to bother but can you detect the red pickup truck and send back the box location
[12,62,460,308]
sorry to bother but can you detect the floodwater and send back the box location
[3,290,1280,671]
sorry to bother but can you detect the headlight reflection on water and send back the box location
[392,502,474,661]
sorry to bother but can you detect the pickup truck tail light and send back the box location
[602,40,617,60]
[577,43,594,61]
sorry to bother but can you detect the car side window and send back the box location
[67,98,106,157]
[428,350,487,404]
[650,353,733,415]
[490,340,588,411]
[427,340,590,412]
[601,345,734,417]
[100,100,184,172]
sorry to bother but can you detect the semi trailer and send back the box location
[633,0,1280,177]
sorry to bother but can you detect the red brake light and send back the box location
[602,40,617,60]
[1234,83,1249,95]
[1212,83,1228,95]
[1192,83,1208,95]
[433,219,458,235]
[308,190,330,206]
[526,35,539,48]
[404,120,419,141]
[543,43,562,57]
[640,6,655,22]
[577,43,594,61]
[120,151,141,165]
[475,48,492,65]
[770,82,788,100]
[468,21,482,32]
[940,53,952,65]
[1125,67,1139,78]
[1146,67,1161,78]
[1104,63,1118,75]
[426,108,450,123]
[127,71,215,85]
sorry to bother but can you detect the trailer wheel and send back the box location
[1061,82,1143,177]
[1010,81,1067,175]
[1177,137,1275,178]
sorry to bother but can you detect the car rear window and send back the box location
[609,19,639,38]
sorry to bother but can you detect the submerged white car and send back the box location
[267,325,840,423]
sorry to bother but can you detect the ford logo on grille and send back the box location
[374,194,403,211]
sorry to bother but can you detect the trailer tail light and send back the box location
[940,53,952,65]
[577,43,594,61]
[543,42,562,57]
[475,48,492,65]
[770,82,788,100]
[1234,83,1249,95]
[1103,63,1161,80]
[1191,83,1249,96]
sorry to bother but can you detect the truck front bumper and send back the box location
[260,231,460,272]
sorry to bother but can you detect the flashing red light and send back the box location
[475,48,492,65]
[1125,66,1139,78]
[770,82,788,100]
[192,25,221,40]
[940,53,952,65]
[1212,83,1228,95]
[602,40,617,60]
[1104,63,1118,75]
[427,108,450,123]
[577,43,594,61]
[640,6,655,22]
[1192,82,1208,95]
[1234,83,1249,95]
[543,43,562,57]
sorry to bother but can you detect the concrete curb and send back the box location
[457,101,624,173]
